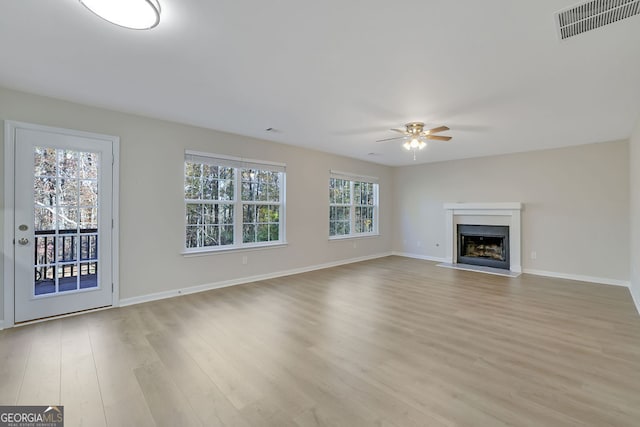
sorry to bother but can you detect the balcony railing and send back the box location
[34,228,98,295]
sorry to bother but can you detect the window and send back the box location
[241,169,281,244]
[329,171,378,238]
[185,152,285,252]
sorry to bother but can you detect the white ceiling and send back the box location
[1,0,639,166]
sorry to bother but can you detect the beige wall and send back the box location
[1,85,635,324]
[392,141,630,282]
[0,87,393,322]
[630,117,640,312]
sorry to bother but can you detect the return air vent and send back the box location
[555,0,640,40]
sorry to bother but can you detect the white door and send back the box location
[13,125,115,323]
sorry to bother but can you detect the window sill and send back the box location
[328,233,380,241]
[181,242,288,257]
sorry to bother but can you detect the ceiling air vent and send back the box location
[555,0,640,40]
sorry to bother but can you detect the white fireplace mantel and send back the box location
[444,202,522,273]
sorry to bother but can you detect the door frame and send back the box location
[3,120,120,328]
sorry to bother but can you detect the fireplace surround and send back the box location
[444,203,522,273]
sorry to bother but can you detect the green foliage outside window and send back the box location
[185,158,284,250]
[329,177,377,237]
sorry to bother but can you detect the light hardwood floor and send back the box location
[1,256,639,426]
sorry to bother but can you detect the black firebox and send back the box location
[457,224,510,270]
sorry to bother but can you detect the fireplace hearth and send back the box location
[457,224,510,270]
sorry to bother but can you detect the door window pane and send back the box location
[33,147,100,297]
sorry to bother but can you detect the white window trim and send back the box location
[184,151,286,254]
[329,171,379,240]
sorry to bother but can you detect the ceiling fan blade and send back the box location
[376,136,407,143]
[390,128,408,134]
[426,135,452,141]
[425,126,450,135]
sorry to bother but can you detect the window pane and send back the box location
[59,178,78,206]
[79,207,98,229]
[269,205,279,221]
[185,176,201,199]
[202,204,215,224]
[257,183,268,201]
[185,162,202,177]
[220,225,234,245]
[339,207,350,220]
[243,205,256,223]
[79,152,98,179]
[203,225,218,246]
[79,180,98,206]
[355,207,363,233]
[257,205,269,223]
[220,204,234,224]
[269,174,280,201]
[257,224,269,242]
[59,207,78,230]
[219,179,234,201]
[57,235,77,262]
[80,235,98,260]
[202,176,218,200]
[202,164,218,179]
[242,182,255,201]
[219,167,234,180]
[186,225,199,248]
[354,182,362,205]
[269,224,279,241]
[187,204,202,225]
[34,147,57,176]
[241,169,253,181]
[58,150,78,179]
[35,207,56,231]
[35,177,56,206]
[243,224,256,243]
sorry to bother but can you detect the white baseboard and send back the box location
[522,268,630,288]
[391,251,447,263]
[392,252,629,288]
[120,252,393,307]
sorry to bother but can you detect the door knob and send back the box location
[18,238,29,245]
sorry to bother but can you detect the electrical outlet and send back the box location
[531,251,537,260]
[242,255,248,265]
[353,241,357,248]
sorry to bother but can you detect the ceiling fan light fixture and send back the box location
[376,122,450,160]
[79,0,161,30]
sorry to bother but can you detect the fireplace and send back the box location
[444,203,522,273]
[457,224,510,270]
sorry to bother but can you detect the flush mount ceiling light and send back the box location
[79,0,161,30]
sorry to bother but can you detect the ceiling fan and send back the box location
[377,122,452,160]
